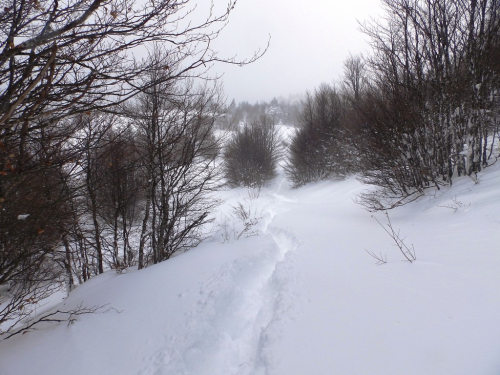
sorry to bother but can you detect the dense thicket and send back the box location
[223,116,282,188]
[286,0,500,210]
[353,0,500,210]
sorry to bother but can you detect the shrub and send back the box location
[223,116,282,188]
[284,85,350,187]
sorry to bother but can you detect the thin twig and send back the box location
[364,249,387,265]
[371,212,416,263]
[3,303,121,340]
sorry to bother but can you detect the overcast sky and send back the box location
[207,0,383,103]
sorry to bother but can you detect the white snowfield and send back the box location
[2,163,500,375]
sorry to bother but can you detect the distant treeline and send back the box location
[217,96,303,129]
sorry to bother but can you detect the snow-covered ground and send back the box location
[1,159,500,374]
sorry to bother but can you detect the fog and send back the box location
[209,0,383,103]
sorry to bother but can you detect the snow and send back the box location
[1,160,500,374]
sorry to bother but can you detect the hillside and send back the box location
[1,162,500,375]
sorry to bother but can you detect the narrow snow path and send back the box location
[136,178,301,375]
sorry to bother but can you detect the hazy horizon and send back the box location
[208,0,383,103]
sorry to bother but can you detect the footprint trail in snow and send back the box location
[139,178,300,375]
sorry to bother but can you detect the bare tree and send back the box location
[92,127,142,269]
[342,54,367,101]
[129,54,225,268]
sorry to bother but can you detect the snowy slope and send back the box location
[1,162,500,375]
